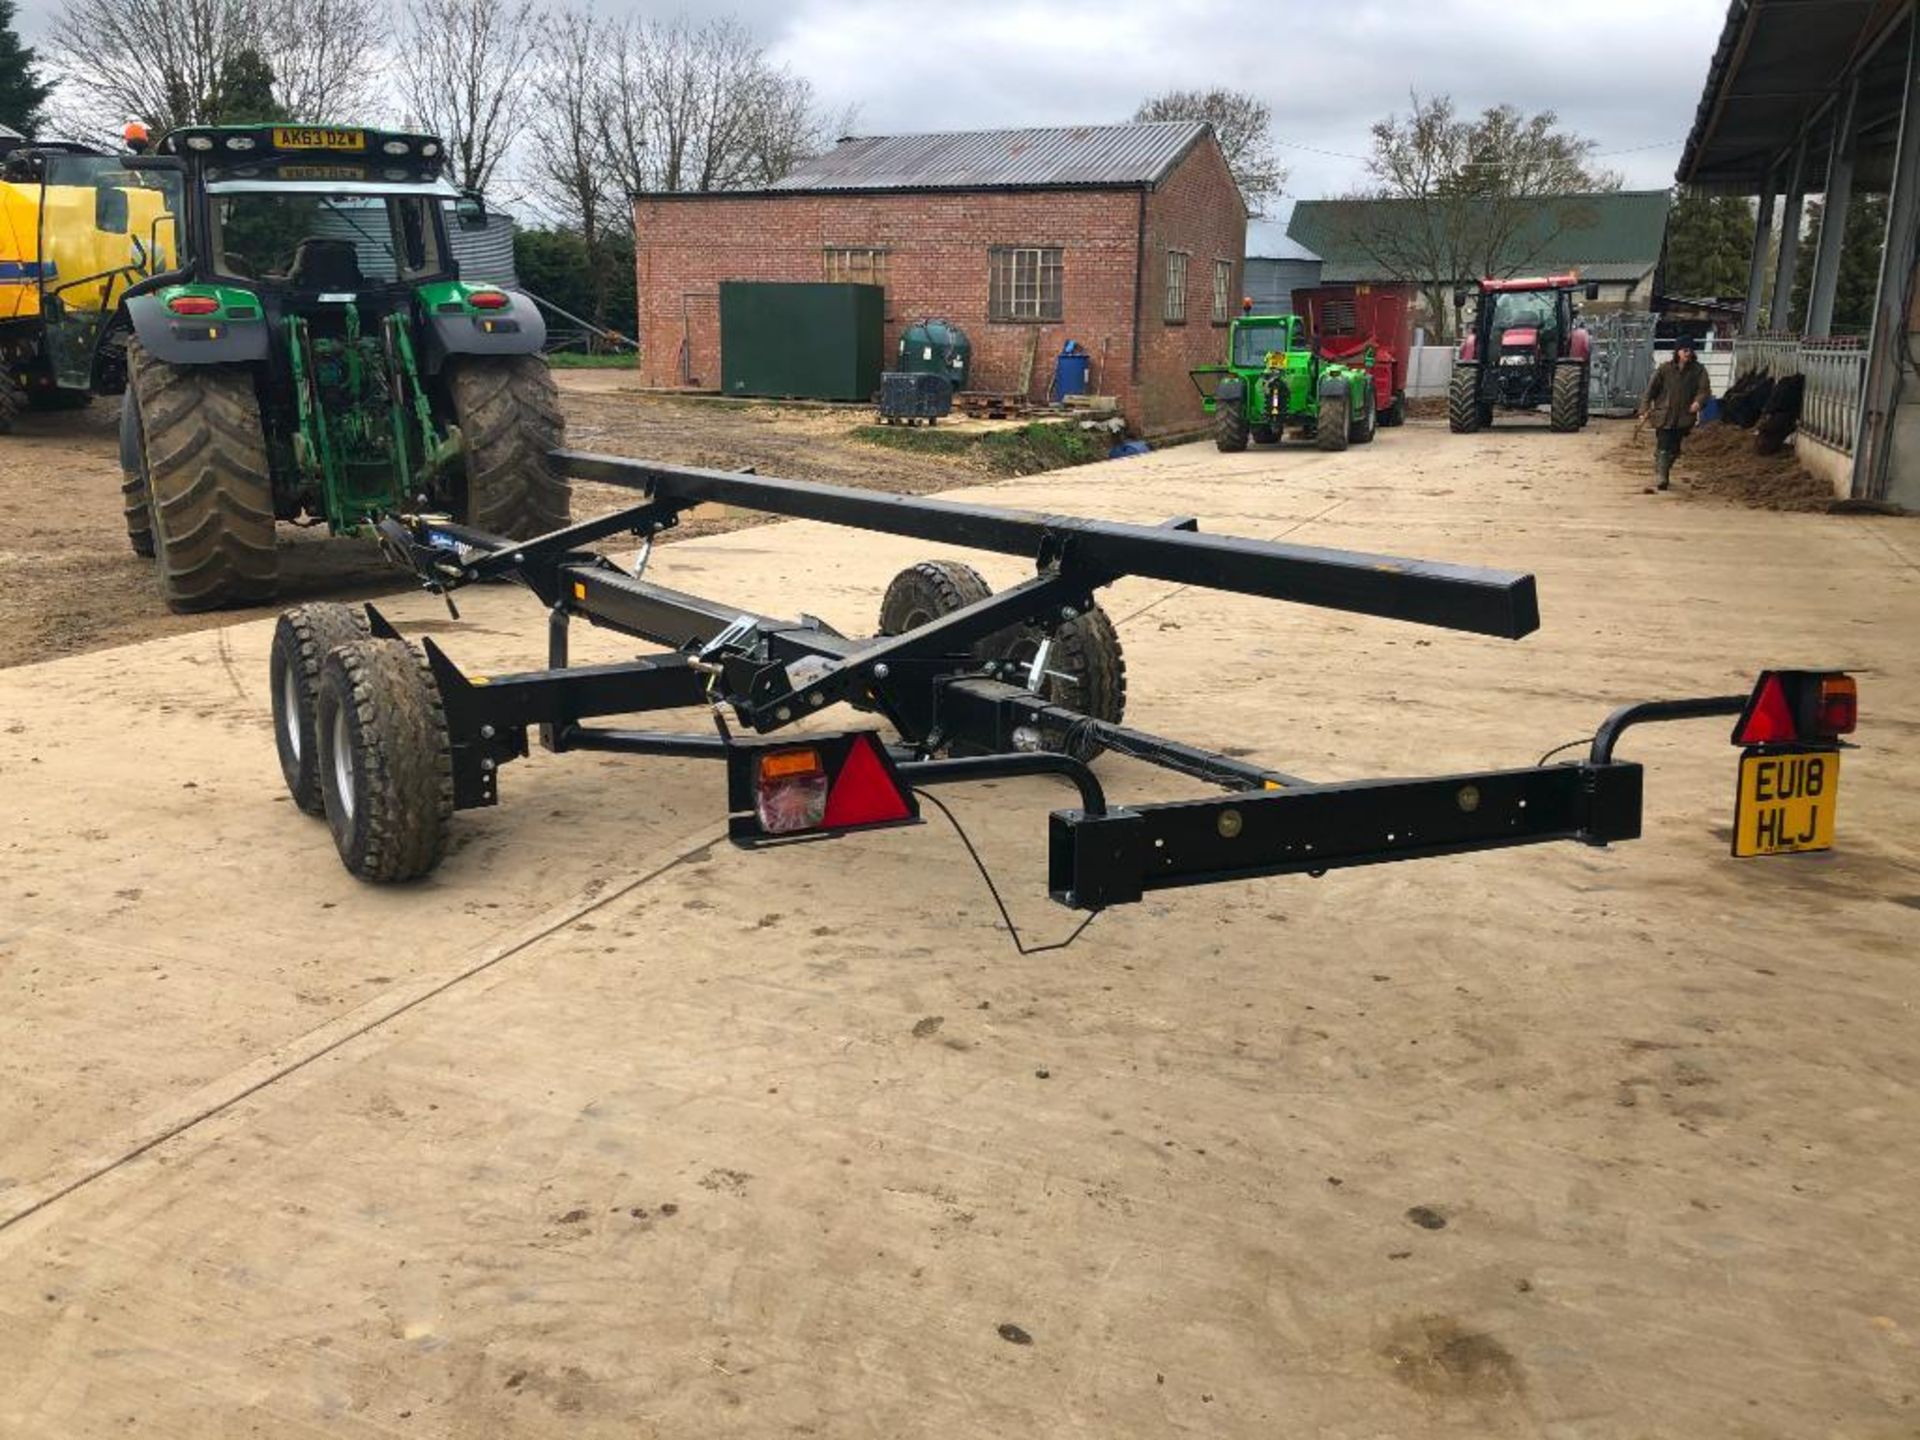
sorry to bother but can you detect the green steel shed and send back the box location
[719,282,885,401]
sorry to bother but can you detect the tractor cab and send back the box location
[1228,312,1307,368]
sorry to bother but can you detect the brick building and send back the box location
[632,122,1248,434]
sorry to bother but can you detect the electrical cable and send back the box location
[1535,736,1593,767]
[912,787,1103,956]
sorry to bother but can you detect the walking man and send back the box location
[1640,339,1713,490]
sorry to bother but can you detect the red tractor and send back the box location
[1448,273,1599,434]
[1293,282,1415,428]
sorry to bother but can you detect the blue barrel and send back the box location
[1052,341,1091,400]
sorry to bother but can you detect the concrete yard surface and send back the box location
[1,423,1916,1438]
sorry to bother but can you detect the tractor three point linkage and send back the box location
[269,454,1859,916]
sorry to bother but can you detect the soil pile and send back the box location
[1616,422,1836,510]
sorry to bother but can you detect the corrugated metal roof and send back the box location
[1289,191,1669,283]
[766,121,1210,193]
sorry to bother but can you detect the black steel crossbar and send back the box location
[553,452,1541,639]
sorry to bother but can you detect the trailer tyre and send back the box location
[1447,366,1483,433]
[131,339,277,611]
[1381,392,1406,427]
[448,355,571,538]
[1002,605,1127,760]
[271,603,374,815]
[315,637,454,882]
[878,559,994,637]
[1550,362,1586,433]
[1316,392,1350,452]
[1214,401,1250,452]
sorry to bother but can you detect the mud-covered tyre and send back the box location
[447,355,571,538]
[118,389,154,558]
[1381,392,1406,427]
[878,559,993,636]
[315,637,454,882]
[1448,366,1483,433]
[130,339,276,611]
[1316,392,1350,452]
[1214,401,1250,452]
[271,603,374,815]
[0,374,21,434]
[1550,362,1586,432]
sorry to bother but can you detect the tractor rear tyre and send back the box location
[1316,392,1350,452]
[1349,391,1377,445]
[130,339,276,611]
[448,355,571,538]
[1214,401,1250,452]
[0,374,21,435]
[272,603,374,815]
[1448,366,1484,433]
[315,636,454,882]
[118,388,154,558]
[1550,362,1586,433]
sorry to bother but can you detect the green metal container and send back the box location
[719,282,884,401]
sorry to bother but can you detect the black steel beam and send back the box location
[1047,762,1644,909]
[553,452,1541,639]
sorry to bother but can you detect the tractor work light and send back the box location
[1733,671,1859,745]
[382,140,410,156]
[422,142,440,157]
[225,136,256,150]
[167,294,220,315]
[467,290,509,309]
[185,136,215,150]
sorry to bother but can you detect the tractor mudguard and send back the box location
[421,290,548,373]
[1568,328,1592,361]
[1318,372,1352,403]
[1213,376,1245,405]
[124,292,270,365]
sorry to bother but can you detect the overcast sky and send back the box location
[14,0,1729,216]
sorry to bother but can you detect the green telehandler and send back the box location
[99,123,568,612]
[1190,308,1377,453]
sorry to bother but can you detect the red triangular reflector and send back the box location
[823,735,913,829]
[1735,674,1797,744]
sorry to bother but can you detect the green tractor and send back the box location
[105,124,567,611]
[1190,309,1377,454]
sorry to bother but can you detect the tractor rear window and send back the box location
[210,193,446,287]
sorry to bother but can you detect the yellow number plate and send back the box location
[272,127,365,152]
[1733,749,1839,857]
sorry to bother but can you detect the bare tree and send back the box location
[527,7,613,320]
[1134,88,1284,215]
[47,0,382,132]
[395,0,540,193]
[597,15,834,196]
[1331,92,1620,338]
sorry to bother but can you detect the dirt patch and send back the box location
[1612,422,1836,510]
[0,381,998,671]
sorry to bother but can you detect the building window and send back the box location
[988,246,1063,322]
[1212,260,1233,323]
[825,247,887,286]
[1165,251,1189,323]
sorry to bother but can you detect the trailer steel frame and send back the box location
[358,450,1761,908]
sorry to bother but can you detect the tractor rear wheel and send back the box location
[131,340,276,612]
[315,636,454,882]
[118,388,154,558]
[272,602,374,815]
[0,374,21,434]
[1316,392,1350,451]
[1448,366,1484,433]
[448,355,571,538]
[1550,362,1586,432]
[1214,400,1250,452]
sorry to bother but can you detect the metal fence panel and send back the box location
[1584,311,1658,417]
[1728,336,1867,455]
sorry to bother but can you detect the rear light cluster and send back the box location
[467,290,510,310]
[167,294,220,315]
[741,733,916,840]
[1734,671,1858,745]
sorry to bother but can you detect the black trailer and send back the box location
[269,453,1858,917]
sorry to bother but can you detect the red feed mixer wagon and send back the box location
[1293,283,1417,428]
